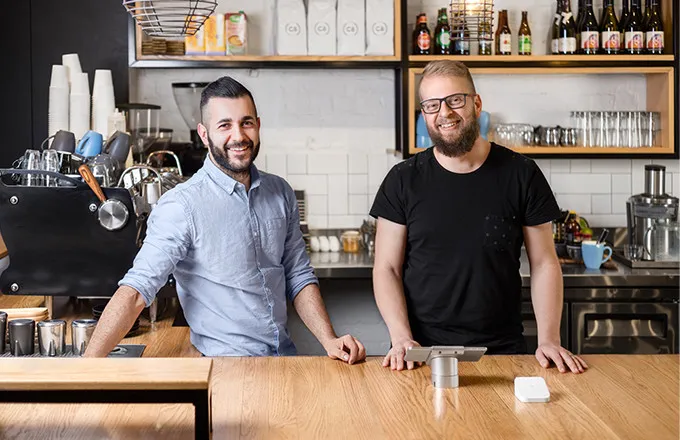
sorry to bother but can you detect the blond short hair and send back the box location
[421,60,477,95]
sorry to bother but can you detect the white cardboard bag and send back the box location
[308,0,338,55]
[276,0,308,55]
[365,0,394,55]
[337,0,365,55]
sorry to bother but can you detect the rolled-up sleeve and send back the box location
[119,192,193,306]
[281,185,318,302]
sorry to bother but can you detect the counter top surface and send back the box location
[0,346,677,439]
[310,250,680,288]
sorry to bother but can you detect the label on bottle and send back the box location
[561,11,573,24]
[601,31,621,50]
[625,31,644,49]
[417,33,431,50]
[551,38,558,54]
[439,32,451,48]
[499,33,511,53]
[558,37,577,53]
[646,31,664,50]
[580,31,599,50]
[518,35,531,54]
[454,39,469,53]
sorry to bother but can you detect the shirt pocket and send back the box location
[263,217,287,263]
[482,214,519,252]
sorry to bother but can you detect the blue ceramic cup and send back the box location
[581,241,613,269]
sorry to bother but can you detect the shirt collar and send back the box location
[203,155,261,195]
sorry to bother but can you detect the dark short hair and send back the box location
[200,76,257,121]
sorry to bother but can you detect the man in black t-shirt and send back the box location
[370,60,587,374]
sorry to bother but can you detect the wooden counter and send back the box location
[0,353,677,439]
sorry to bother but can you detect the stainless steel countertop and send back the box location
[310,250,680,288]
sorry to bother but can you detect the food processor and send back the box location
[171,82,209,150]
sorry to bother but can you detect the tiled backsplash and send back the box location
[131,66,675,230]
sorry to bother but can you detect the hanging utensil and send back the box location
[78,164,129,231]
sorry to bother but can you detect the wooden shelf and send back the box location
[410,54,675,63]
[409,146,674,156]
[138,54,400,62]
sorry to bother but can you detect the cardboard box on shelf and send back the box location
[205,13,226,55]
[226,11,248,55]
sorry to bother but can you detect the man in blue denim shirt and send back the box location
[84,77,366,363]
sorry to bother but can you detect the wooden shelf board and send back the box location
[409,146,673,155]
[137,54,400,62]
[409,55,675,62]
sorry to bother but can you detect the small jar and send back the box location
[341,231,362,253]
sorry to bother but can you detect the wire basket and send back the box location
[123,0,218,37]
[448,0,494,46]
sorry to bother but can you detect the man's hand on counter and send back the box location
[536,342,588,374]
[382,338,421,371]
[323,334,366,365]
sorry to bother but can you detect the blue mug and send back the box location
[581,241,613,269]
[75,131,103,158]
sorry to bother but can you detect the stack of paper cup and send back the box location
[69,72,91,141]
[48,65,70,137]
[62,53,82,88]
[91,70,115,138]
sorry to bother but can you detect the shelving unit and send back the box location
[127,0,678,159]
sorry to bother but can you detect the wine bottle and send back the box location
[551,0,562,54]
[645,0,664,54]
[558,0,577,54]
[579,0,599,54]
[623,0,644,54]
[600,0,621,54]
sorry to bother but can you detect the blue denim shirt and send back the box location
[119,157,318,356]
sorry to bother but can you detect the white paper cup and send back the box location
[69,93,91,140]
[62,53,82,85]
[48,86,70,135]
[71,72,90,95]
[49,65,69,89]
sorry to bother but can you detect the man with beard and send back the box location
[370,61,587,374]
[85,76,366,363]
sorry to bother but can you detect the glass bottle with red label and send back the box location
[578,0,599,54]
[413,13,431,55]
[600,0,620,54]
[645,0,664,54]
[623,0,644,54]
[495,9,512,55]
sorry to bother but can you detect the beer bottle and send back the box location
[518,11,532,55]
[495,10,512,55]
[565,211,582,246]
[478,19,493,55]
[434,8,452,55]
[452,11,470,55]
[600,0,621,54]
[413,13,431,55]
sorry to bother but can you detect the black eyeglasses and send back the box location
[420,93,476,114]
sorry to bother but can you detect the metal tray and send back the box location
[613,252,680,269]
[0,344,145,358]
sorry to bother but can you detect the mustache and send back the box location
[224,140,254,150]
[436,116,462,126]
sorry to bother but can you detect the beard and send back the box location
[428,113,480,158]
[207,133,260,176]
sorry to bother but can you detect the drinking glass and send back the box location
[21,150,43,186]
[42,149,60,187]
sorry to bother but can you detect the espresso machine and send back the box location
[627,165,679,262]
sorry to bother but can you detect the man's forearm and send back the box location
[292,283,337,347]
[83,285,147,357]
[530,261,564,345]
[373,267,413,343]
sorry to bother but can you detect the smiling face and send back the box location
[419,75,482,158]
[198,95,261,175]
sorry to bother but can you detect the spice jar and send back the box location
[341,230,362,253]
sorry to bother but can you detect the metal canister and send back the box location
[37,319,67,356]
[9,319,35,356]
[71,319,97,356]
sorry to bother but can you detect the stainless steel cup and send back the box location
[0,311,7,354]
[38,319,66,356]
[71,319,97,356]
[9,319,35,356]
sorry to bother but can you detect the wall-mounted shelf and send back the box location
[127,0,678,159]
[408,66,676,158]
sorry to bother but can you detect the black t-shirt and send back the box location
[370,144,561,353]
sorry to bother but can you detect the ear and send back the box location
[256,117,261,129]
[197,123,209,147]
[474,94,483,119]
